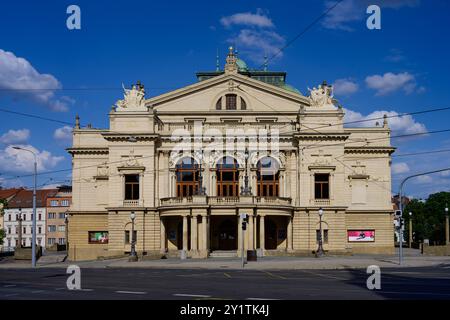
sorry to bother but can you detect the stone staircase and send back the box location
[209,250,238,258]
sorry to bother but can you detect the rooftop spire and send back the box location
[263,53,268,71]
[216,48,219,72]
[224,46,238,74]
[75,114,80,129]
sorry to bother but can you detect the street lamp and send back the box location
[129,211,138,262]
[13,146,37,267]
[408,212,413,248]
[316,207,325,257]
[240,147,252,196]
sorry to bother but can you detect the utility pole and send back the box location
[17,208,22,248]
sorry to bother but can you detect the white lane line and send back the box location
[4,293,19,297]
[115,290,147,295]
[247,298,280,300]
[3,285,16,288]
[173,294,211,298]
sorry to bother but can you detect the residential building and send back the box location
[0,188,23,233]
[46,185,72,246]
[67,48,395,261]
[3,189,57,249]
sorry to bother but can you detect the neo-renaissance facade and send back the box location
[68,48,395,261]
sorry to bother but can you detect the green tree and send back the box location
[404,192,450,245]
[0,229,5,246]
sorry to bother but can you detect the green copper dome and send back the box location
[236,58,248,72]
[281,83,301,94]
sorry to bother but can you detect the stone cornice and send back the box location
[101,133,159,142]
[66,147,109,155]
[344,146,395,154]
[293,132,350,141]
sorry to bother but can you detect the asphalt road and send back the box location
[1,265,450,300]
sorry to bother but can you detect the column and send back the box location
[191,215,198,251]
[260,215,265,252]
[287,216,293,251]
[238,215,242,252]
[202,215,208,251]
[160,218,166,253]
[182,215,188,251]
[248,214,254,250]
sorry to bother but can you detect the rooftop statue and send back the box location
[115,81,146,110]
[308,81,335,107]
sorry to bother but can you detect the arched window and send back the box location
[257,157,280,197]
[216,97,222,110]
[240,97,246,110]
[216,157,239,197]
[176,157,199,197]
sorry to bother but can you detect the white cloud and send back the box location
[229,29,285,63]
[365,72,419,96]
[0,49,73,112]
[54,126,73,143]
[0,144,64,174]
[385,49,405,62]
[322,0,420,31]
[416,175,433,184]
[0,129,30,145]
[344,109,427,135]
[333,78,359,96]
[221,10,274,28]
[392,162,410,174]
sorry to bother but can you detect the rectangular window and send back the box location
[50,200,58,206]
[59,213,66,219]
[8,227,11,234]
[23,227,26,234]
[124,230,137,244]
[124,174,140,200]
[314,173,330,199]
[58,238,66,245]
[8,215,11,221]
[324,230,329,244]
[38,214,42,221]
[48,213,56,219]
[48,225,57,232]
[58,225,66,232]
[48,238,56,245]
[38,227,42,234]
[88,231,109,244]
[225,94,237,110]
[61,200,70,206]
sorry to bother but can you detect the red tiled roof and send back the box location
[0,188,23,201]
[6,189,58,208]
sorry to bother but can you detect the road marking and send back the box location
[260,270,287,279]
[31,290,44,294]
[115,290,147,295]
[247,298,280,300]
[173,294,211,298]
[4,293,19,297]
[81,289,94,292]
[3,285,16,288]
[300,270,347,281]
[55,288,66,291]
[224,272,232,278]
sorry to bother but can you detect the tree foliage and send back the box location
[404,192,450,245]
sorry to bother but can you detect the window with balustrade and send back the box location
[176,157,199,197]
[124,174,140,200]
[314,173,330,199]
[216,157,239,197]
[257,157,280,197]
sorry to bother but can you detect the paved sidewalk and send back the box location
[1,251,450,270]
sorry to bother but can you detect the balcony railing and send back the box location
[313,199,331,206]
[159,196,292,207]
[123,199,143,207]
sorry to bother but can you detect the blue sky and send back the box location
[0,0,449,198]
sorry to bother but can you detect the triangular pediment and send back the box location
[145,73,311,114]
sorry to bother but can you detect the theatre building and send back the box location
[68,48,395,261]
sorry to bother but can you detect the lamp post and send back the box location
[240,147,252,196]
[129,211,138,262]
[316,207,325,257]
[445,204,449,245]
[13,147,37,268]
[408,212,413,248]
[64,212,69,253]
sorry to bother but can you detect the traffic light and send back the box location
[241,213,249,230]
[394,210,402,218]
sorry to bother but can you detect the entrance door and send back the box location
[218,219,237,250]
[265,219,277,250]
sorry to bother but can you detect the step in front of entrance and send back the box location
[209,250,238,258]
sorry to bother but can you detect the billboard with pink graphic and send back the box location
[347,230,375,242]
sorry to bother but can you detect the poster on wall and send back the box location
[347,230,375,242]
[89,231,109,243]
